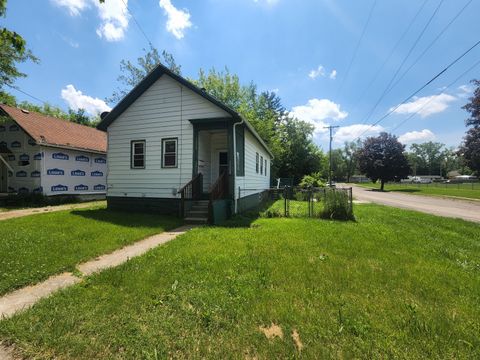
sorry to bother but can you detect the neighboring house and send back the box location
[97,63,273,223]
[0,104,107,198]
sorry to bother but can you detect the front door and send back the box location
[0,161,7,193]
[218,151,228,176]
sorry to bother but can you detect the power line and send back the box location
[360,0,445,124]
[390,57,480,133]
[349,0,429,113]
[336,0,377,95]
[387,0,473,97]
[120,0,153,48]
[5,84,47,105]
[354,38,480,141]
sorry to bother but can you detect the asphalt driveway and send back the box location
[345,184,480,223]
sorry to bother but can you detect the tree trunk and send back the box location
[380,179,385,191]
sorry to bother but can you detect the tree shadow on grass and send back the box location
[70,208,180,229]
[391,189,421,193]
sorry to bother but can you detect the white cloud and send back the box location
[398,129,435,144]
[94,0,129,41]
[334,124,384,143]
[51,0,129,41]
[290,98,348,134]
[61,85,111,116]
[158,0,192,39]
[391,94,456,118]
[308,65,326,79]
[51,0,88,16]
[329,69,337,80]
[458,84,474,98]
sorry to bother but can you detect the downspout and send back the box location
[232,117,244,214]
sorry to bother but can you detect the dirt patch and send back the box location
[259,323,283,340]
[291,329,303,351]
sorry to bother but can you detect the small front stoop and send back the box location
[184,200,209,224]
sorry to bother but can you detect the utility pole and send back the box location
[324,125,340,187]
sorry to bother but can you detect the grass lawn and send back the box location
[1,204,479,359]
[0,204,182,295]
[355,182,480,200]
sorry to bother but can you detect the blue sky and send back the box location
[3,0,480,150]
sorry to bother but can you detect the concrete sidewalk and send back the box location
[0,225,195,319]
[0,201,106,221]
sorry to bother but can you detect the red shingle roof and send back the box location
[0,104,107,153]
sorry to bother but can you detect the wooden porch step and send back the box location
[187,210,208,216]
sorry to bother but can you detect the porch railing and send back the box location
[210,170,228,201]
[179,173,203,217]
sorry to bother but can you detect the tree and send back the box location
[462,79,480,127]
[329,148,347,181]
[357,132,410,190]
[459,79,480,175]
[0,0,38,92]
[409,141,445,175]
[108,46,181,104]
[341,140,361,182]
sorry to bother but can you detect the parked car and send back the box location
[411,177,432,184]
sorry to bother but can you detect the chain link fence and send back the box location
[239,186,354,220]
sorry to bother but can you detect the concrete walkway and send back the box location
[0,201,106,221]
[0,225,194,319]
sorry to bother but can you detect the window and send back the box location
[235,126,245,176]
[260,155,263,175]
[265,159,267,176]
[131,140,145,169]
[162,138,177,168]
[256,153,259,173]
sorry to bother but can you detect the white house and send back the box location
[97,64,273,223]
[0,104,107,198]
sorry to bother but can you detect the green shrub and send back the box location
[321,189,354,221]
[299,172,326,188]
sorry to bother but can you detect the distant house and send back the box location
[97,64,273,223]
[0,104,107,198]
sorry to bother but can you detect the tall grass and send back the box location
[321,189,354,221]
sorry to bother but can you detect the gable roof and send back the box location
[0,104,107,154]
[97,63,273,158]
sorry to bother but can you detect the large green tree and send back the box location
[459,79,480,175]
[357,132,410,190]
[108,46,181,104]
[409,141,445,175]
[0,0,38,97]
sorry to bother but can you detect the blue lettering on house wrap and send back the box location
[18,187,29,194]
[16,171,27,177]
[94,184,106,191]
[7,154,15,161]
[33,152,43,160]
[52,152,69,160]
[75,155,90,162]
[91,170,103,177]
[19,154,29,161]
[28,138,36,146]
[94,157,106,164]
[47,168,64,175]
[33,187,43,193]
[0,141,6,147]
[9,124,19,131]
[31,170,41,178]
[11,141,21,148]
[51,184,68,192]
[71,169,86,176]
[74,184,88,191]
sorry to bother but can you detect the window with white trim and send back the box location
[162,138,178,168]
[256,152,259,173]
[265,159,267,176]
[131,140,145,169]
[260,155,263,175]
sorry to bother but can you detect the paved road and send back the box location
[344,184,480,223]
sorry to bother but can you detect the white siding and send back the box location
[107,74,231,198]
[235,128,271,199]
